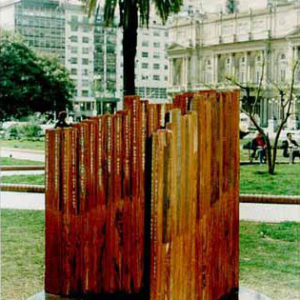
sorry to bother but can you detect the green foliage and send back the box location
[0,157,44,166]
[5,123,42,139]
[240,221,300,299]
[0,174,44,185]
[258,222,300,242]
[226,0,238,14]
[0,139,45,150]
[240,164,300,196]
[84,0,182,28]
[0,34,75,120]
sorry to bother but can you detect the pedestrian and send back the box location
[251,132,266,164]
[282,133,300,164]
[54,111,71,129]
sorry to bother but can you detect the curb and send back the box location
[240,194,300,205]
[1,165,45,171]
[0,184,45,193]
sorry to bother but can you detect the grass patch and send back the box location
[1,210,299,300]
[1,139,45,151]
[0,174,44,185]
[240,221,300,299]
[1,157,44,166]
[240,164,300,195]
[1,209,45,300]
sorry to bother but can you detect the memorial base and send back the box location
[28,287,271,300]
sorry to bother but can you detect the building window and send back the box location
[82,90,89,97]
[153,52,160,59]
[83,69,89,76]
[142,52,149,58]
[153,31,160,36]
[82,47,89,54]
[82,37,89,43]
[71,68,77,75]
[164,76,168,81]
[240,71,245,83]
[142,41,149,47]
[142,63,148,69]
[82,80,89,87]
[280,69,286,82]
[164,65,168,70]
[71,46,78,54]
[70,57,78,64]
[165,31,168,37]
[83,25,90,32]
[153,75,160,80]
[153,63,160,70]
[82,17,89,23]
[82,58,89,65]
[154,42,160,48]
[71,24,78,32]
[70,36,78,43]
[71,15,78,23]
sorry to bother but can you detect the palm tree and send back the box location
[83,0,182,96]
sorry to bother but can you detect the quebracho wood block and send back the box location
[45,91,239,299]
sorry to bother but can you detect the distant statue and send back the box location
[54,111,71,129]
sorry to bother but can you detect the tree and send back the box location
[226,0,238,14]
[83,0,182,96]
[0,34,74,120]
[226,58,299,174]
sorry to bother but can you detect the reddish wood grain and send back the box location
[45,90,240,299]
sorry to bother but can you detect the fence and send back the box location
[45,90,240,299]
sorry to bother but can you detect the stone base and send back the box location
[28,287,271,300]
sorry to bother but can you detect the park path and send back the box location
[1,147,45,162]
[1,191,299,222]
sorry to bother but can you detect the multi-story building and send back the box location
[167,1,300,129]
[0,0,119,116]
[0,0,173,115]
[115,17,170,107]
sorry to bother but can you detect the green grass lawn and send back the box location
[240,221,300,299]
[240,164,300,195]
[1,210,299,300]
[1,210,45,300]
[1,139,45,151]
[1,157,44,166]
[0,174,45,185]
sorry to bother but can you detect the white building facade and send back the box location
[168,2,300,129]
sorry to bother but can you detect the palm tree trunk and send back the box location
[122,1,138,96]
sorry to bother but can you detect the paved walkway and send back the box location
[240,203,300,222]
[1,192,299,222]
[1,147,45,162]
[1,192,45,210]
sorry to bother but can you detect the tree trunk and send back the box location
[265,136,275,174]
[122,1,138,96]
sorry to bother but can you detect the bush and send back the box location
[5,123,42,139]
[19,124,42,138]
[6,125,19,139]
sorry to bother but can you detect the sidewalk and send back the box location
[1,147,45,162]
[1,192,45,210]
[1,191,299,222]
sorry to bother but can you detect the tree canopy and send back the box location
[226,0,238,14]
[0,35,74,120]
